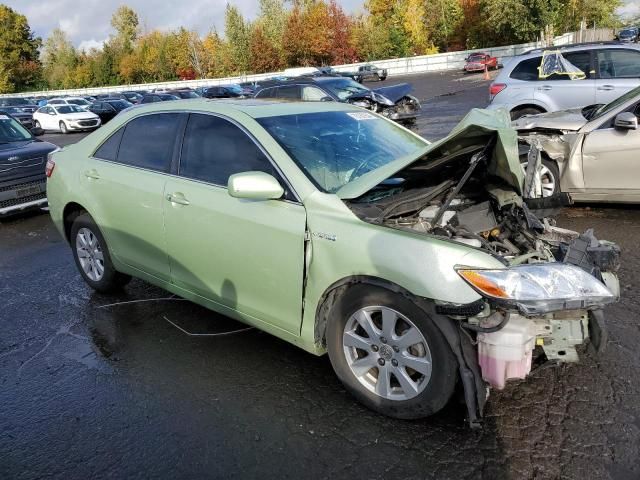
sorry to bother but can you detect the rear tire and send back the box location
[510,107,544,120]
[326,285,457,419]
[59,121,68,134]
[70,213,131,293]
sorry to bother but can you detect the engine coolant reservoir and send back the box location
[477,314,536,389]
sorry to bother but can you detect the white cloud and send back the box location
[78,38,106,52]
[617,1,640,19]
[3,0,364,46]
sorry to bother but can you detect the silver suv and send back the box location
[487,43,640,119]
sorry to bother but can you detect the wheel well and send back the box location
[314,276,416,348]
[511,104,546,114]
[62,202,87,242]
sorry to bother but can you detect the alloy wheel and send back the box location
[342,306,432,401]
[521,162,556,197]
[75,227,105,281]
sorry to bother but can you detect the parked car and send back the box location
[254,76,420,123]
[488,43,640,119]
[46,100,619,424]
[0,106,35,129]
[201,85,246,99]
[324,64,388,82]
[121,91,144,104]
[48,97,93,110]
[0,97,38,114]
[0,113,56,216]
[514,84,640,202]
[33,104,101,134]
[464,52,498,72]
[140,93,180,103]
[616,27,638,43]
[167,89,200,99]
[88,99,133,124]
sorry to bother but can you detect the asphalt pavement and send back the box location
[2,70,639,480]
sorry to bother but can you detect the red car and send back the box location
[464,53,498,72]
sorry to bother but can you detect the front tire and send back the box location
[70,213,131,293]
[510,107,544,120]
[327,285,457,419]
[34,120,42,129]
[520,156,560,198]
[59,121,68,134]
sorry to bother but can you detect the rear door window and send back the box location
[179,113,278,187]
[510,57,542,81]
[116,113,182,172]
[597,49,640,78]
[277,85,301,99]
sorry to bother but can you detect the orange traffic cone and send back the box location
[483,64,490,80]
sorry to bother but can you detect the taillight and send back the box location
[45,158,55,177]
[45,148,59,177]
[489,83,506,97]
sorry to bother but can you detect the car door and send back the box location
[162,113,307,334]
[581,101,640,198]
[534,50,596,109]
[85,112,185,281]
[595,48,640,104]
[102,103,117,122]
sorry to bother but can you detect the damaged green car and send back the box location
[46,99,620,425]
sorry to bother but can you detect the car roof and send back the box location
[521,41,640,56]
[111,97,360,119]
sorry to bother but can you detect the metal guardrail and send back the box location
[0,29,611,98]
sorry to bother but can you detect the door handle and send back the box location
[537,85,552,91]
[84,169,100,180]
[597,85,615,91]
[166,192,190,206]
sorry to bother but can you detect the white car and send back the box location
[47,97,93,110]
[33,105,101,133]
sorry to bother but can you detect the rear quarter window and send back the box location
[510,57,542,81]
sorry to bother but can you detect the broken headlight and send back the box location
[456,263,616,315]
[370,92,395,106]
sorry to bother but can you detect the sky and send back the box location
[3,0,365,50]
[2,0,638,51]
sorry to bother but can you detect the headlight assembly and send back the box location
[457,263,616,315]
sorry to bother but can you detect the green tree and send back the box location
[224,4,251,73]
[41,28,78,88]
[110,5,139,53]
[0,5,41,92]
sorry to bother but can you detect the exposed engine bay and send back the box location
[346,131,620,424]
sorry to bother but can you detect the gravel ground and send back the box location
[2,70,638,480]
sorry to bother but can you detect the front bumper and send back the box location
[465,64,485,72]
[0,178,47,215]
[67,119,101,130]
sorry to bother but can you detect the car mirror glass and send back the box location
[614,111,638,130]
[227,171,284,200]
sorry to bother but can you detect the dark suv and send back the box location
[0,97,39,114]
[0,115,57,216]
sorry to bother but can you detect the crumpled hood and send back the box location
[370,83,413,103]
[337,108,524,199]
[512,108,588,132]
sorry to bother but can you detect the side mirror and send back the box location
[614,112,638,130]
[227,171,284,200]
[320,96,334,102]
[30,127,44,137]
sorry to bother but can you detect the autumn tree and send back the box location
[111,5,139,53]
[0,5,41,92]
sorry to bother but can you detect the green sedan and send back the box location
[46,99,619,425]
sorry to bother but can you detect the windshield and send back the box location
[258,110,428,193]
[55,105,86,114]
[468,54,485,61]
[620,29,636,37]
[67,99,90,106]
[320,78,370,100]
[0,114,32,142]
[2,107,24,114]
[225,85,243,94]
[590,85,640,120]
[108,100,133,110]
[2,98,30,106]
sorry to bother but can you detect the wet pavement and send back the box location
[2,71,639,479]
